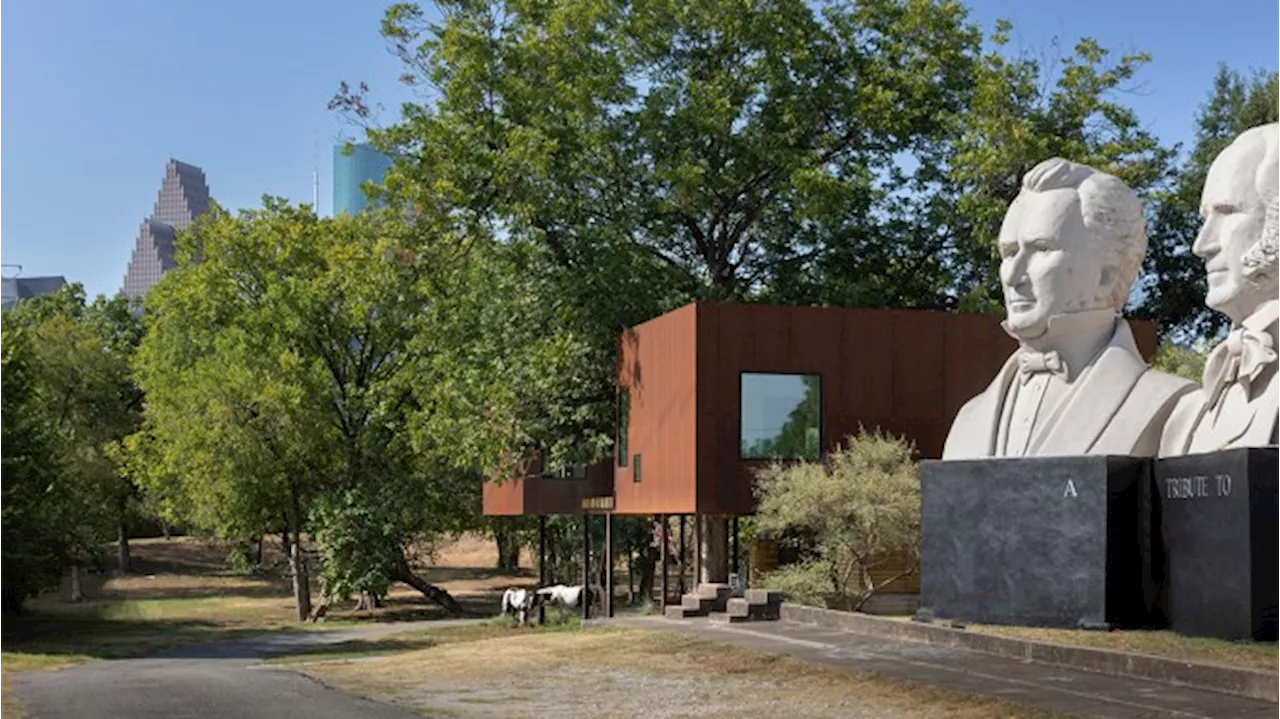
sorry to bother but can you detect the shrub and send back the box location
[755,428,920,612]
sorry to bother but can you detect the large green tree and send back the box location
[133,199,585,617]
[938,25,1177,311]
[334,0,1181,472]
[12,288,144,566]
[338,0,983,305]
[2,317,77,611]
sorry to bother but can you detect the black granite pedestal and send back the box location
[919,456,1155,629]
[1154,447,1278,641]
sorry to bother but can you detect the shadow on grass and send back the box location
[1,610,298,662]
[268,617,596,665]
[265,637,441,664]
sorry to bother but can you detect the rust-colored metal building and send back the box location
[482,456,614,517]
[482,301,1158,609]
[485,301,1159,517]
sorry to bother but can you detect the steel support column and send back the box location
[581,514,591,620]
[731,516,740,576]
[604,513,615,618]
[678,514,687,595]
[538,515,547,624]
[659,514,669,609]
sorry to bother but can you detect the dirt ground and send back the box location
[294,626,1070,719]
[36,534,536,621]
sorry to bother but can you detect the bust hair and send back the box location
[1019,157,1147,309]
[1233,123,1279,283]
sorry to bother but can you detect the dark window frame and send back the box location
[738,371,823,461]
[632,453,642,483]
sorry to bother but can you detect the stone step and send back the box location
[696,583,732,600]
[744,589,785,605]
[664,604,706,619]
[727,597,781,620]
[693,584,731,612]
[709,613,756,624]
[681,594,716,612]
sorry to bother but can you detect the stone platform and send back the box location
[918,455,1155,629]
[1155,446,1278,641]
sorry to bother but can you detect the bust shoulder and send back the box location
[1130,367,1198,405]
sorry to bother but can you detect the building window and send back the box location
[617,389,629,467]
[740,373,821,461]
[633,454,642,483]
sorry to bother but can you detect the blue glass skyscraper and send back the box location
[333,143,394,216]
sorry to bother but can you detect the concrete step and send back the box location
[696,583,732,599]
[694,584,731,612]
[664,604,707,619]
[709,613,756,624]
[744,589,785,605]
[681,594,716,612]
[726,597,781,621]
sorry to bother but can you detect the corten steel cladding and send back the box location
[485,301,1158,518]
[483,458,614,516]
[613,302,1158,518]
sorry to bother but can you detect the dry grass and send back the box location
[294,625,1073,719]
[2,533,527,675]
[1,535,545,715]
[1,676,25,719]
[959,623,1279,672]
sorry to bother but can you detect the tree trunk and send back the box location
[289,543,312,621]
[699,516,728,583]
[117,522,132,574]
[635,543,658,604]
[494,520,520,572]
[393,558,465,616]
[254,535,264,566]
[287,487,311,621]
[69,565,84,602]
[626,551,635,603]
[161,520,171,540]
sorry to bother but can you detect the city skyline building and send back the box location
[1,275,68,310]
[333,143,393,216]
[121,159,212,305]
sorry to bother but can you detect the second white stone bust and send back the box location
[944,158,1196,459]
[1161,122,1280,455]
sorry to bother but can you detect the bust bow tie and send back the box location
[1018,350,1065,382]
[1203,327,1277,407]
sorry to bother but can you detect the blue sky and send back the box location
[3,0,1277,299]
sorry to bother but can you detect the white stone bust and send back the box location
[944,158,1195,459]
[1160,123,1280,456]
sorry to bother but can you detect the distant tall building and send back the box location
[333,143,393,216]
[121,160,212,305]
[1,275,68,310]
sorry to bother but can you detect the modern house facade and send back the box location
[482,301,1160,606]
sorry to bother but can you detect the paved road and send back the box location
[618,616,1277,719]
[8,620,484,719]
